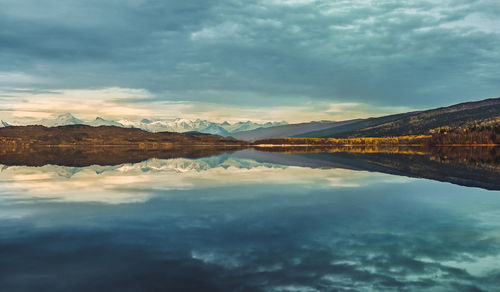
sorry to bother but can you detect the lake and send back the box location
[0,149,499,291]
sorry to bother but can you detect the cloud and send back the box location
[0,0,499,120]
[269,0,317,6]
[0,72,42,85]
[0,87,158,120]
[0,87,415,123]
[190,22,243,41]
[0,169,499,291]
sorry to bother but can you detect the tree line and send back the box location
[429,125,500,145]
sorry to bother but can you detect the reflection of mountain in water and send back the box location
[0,145,498,190]
[235,147,500,190]
[0,155,286,178]
[0,145,244,167]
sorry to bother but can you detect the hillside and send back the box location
[294,112,415,138]
[253,125,499,147]
[298,97,500,138]
[0,125,247,147]
[229,120,362,141]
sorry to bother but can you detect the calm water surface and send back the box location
[0,150,499,291]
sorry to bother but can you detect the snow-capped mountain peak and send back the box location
[39,113,83,127]
[88,117,123,127]
[1,114,288,135]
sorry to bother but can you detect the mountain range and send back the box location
[0,113,287,135]
[118,118,286,135]
[231,97,500,140]
[1,97,498,139]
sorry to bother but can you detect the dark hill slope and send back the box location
[229,120,361,141]
[294,112,415,138]
[297,97,500,138]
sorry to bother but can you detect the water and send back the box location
[0,150,499,291]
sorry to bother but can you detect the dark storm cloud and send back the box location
[0,0,499,108]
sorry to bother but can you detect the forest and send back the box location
[254,126,500,146]
[428,125,500,145]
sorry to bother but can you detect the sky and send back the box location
[0,0,499,123]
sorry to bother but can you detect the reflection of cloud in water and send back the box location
[1,153,499,291]
[0,156,410,204]
[0,172,499,291]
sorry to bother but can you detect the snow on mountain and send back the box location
[199,123,230,136]
[221,121,287,133]
[1,113,287,135]
[38,113,83,127]
[117,119,143,129]
[118,118,200,133]
[117,118,285,135]
[87,117,124,127]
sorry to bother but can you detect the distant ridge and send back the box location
[299,97,500,138]
[228,97,500,140]
[0,114,287,136]
[293,112,416,138]
[289,97,499,138]
[229,120,362,141]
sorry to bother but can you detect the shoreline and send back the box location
[0,143,498,148]
[253,144,499,147]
